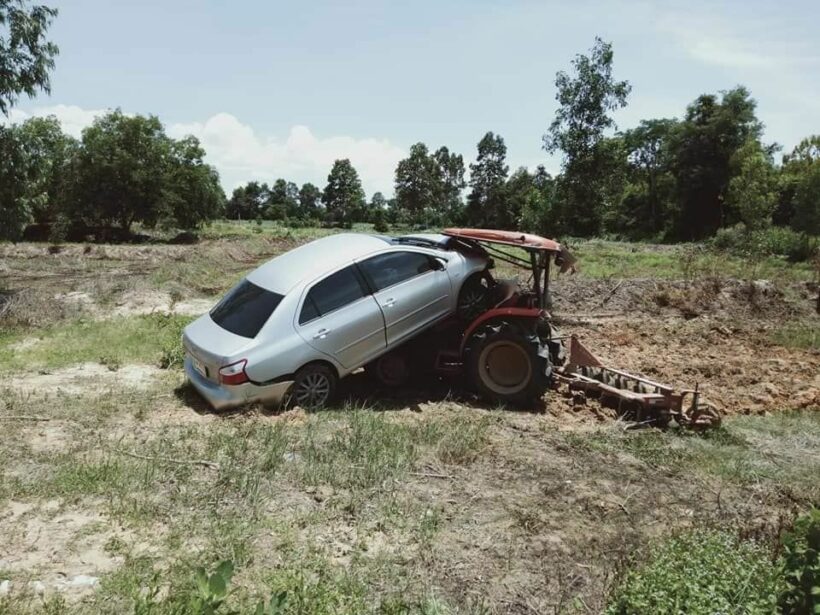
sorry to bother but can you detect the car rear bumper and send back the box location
[184,357,293,411]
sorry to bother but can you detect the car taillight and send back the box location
[218,359,249,385]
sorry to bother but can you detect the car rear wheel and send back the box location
[366,352,411,387]
[465,320,549,406]
[288,364,337,408]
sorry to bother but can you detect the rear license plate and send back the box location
[191,355,208,378]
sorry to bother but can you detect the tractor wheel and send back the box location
[366,351,411,387]
[456,274,491,321]
[465,320,550,406]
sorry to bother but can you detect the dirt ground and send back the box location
[0,234,818,613]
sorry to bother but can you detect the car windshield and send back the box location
[210,279,283,338]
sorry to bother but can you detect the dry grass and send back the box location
[0,224,818,613]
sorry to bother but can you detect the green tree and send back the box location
[370,193,389,232]
[322,159,365,228]
[518,166,559,237]
[0,125,29,239]
[266,178,299,220]
[70,110,170,233]
[544,37,631,236]
[726,139,777,231]
[432,146,465,224]
[394,143,438,223]
[369,191,387,211]
[668,87,763,239]
[792,163,820,236]
[17,115,78,226]
[226,181,268,220]
[162,135,225,229]
[466,132,509,228]
[0,0,59,115]
[503,168,536,229]
[364,191,387,224]
[298,182,322,218]
[776,136,820,227]
[613,118,678,237]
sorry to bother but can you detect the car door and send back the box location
[358,250,451,347]
[296,265,386,369]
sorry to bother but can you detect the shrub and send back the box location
[711,224,818,262]
[779,508,820,614]
[154,313,193,369]
[606,529,784,614]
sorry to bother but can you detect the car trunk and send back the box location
[183,314,254,383]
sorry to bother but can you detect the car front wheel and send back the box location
[457,274,491,321]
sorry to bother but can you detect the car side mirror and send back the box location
[431,258,445,271]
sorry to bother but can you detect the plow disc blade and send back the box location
[559,336,722,431]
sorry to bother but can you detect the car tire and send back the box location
[457,274,491,321]
[465,320,550,406]
[366,351,411,387]
[288,363,337,409]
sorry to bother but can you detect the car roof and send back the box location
[392,233,450,248]
[246,233,392,294]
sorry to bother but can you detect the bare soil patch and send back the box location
[4,363,163,396]
[0,499,131,600]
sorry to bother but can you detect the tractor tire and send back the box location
[456,274,491,321]
[465,320,551,406]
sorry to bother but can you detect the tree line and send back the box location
[1,2,818,250]
[225,38,818,251]
[0,111,225,241]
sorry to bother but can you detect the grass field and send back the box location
[0,222,818,613]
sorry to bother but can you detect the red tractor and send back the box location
[368,228,575,406]
[367,228,720,427]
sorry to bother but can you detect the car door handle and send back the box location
[313,328,331,339]
[382,298,396,308]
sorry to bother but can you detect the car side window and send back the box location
[358,251,434,292]
[299,266,366,324]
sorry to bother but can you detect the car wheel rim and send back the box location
[294,372,331,407]
[478,341,531,395]
[459,288,486,318]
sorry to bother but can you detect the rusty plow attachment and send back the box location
[556,336,721,431]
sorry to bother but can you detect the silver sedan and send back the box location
[183,233,488,410]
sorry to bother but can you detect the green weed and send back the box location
[0,313,194,372]
[779,507,820,614]
[606,529,784,614]
[771,321,820,350]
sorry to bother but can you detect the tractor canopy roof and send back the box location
[442,228,561,252]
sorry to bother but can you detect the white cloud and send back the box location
[7,104,109,138]
[168,113,405,196]
[656,9,820,149]
[659,17,777,70]
[5,106,405,196]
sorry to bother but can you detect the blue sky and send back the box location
[9,0,820,196]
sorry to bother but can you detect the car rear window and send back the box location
[210,279,283,338]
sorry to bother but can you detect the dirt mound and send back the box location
[553,277,813,320]
[557,315,819,417]
[110,290,213,317]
